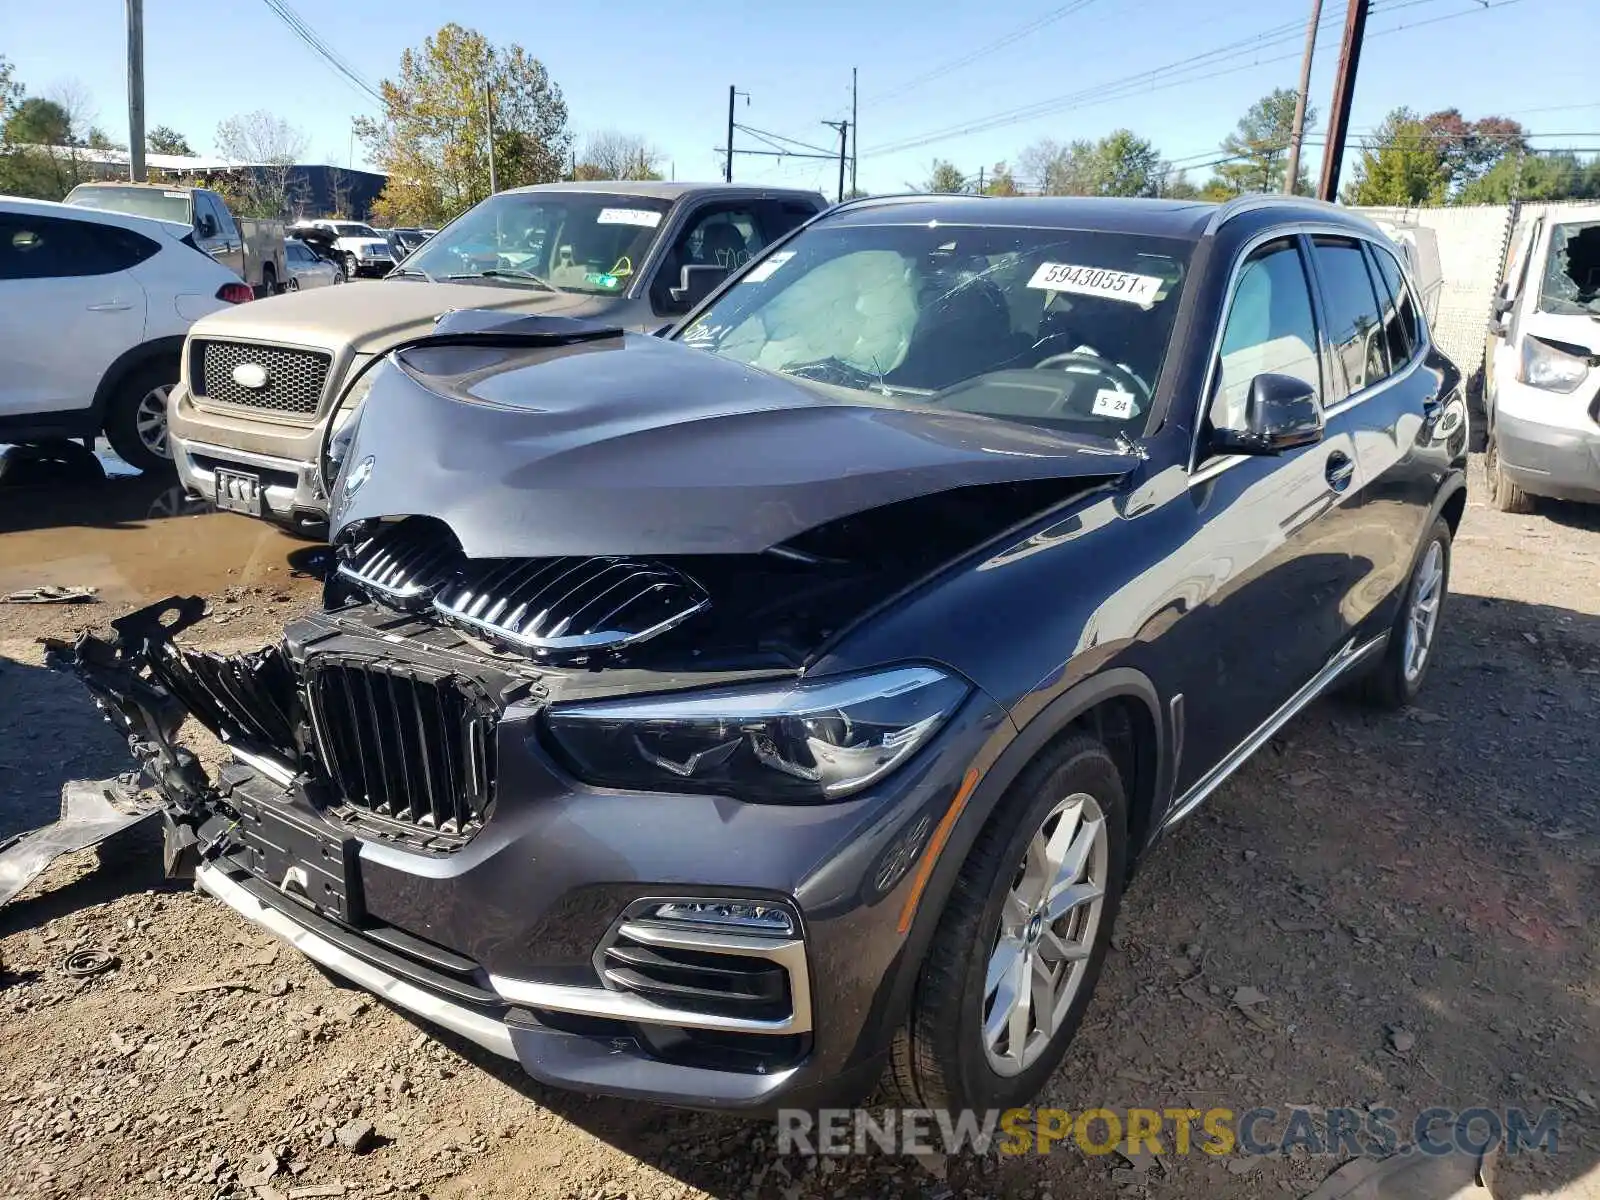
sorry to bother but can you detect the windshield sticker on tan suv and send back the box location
[1027,262,1163,307]
[597,208,663,228]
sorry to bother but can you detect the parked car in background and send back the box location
[64,182,287,299]
[290,219,393,279]
[283,239,341,290]
[386,227,429,259]
[70,194,1468,1114]
[168,182,828,530]
[0,195,252,472]
[1483,205,1600,512]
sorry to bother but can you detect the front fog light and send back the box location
[545,665,968,802]
[645,901,796,936]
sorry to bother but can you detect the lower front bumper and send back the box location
[195,859,881,1111]
[1496,407,1600,502]
[196,862,516,1058]
[172,435,328,524]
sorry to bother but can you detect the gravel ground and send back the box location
[1,457,1597,1200]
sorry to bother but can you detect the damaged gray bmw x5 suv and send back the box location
[56,194,1468,1113]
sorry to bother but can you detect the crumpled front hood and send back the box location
[330,330,1139,558]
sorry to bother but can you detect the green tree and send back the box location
[983,161,1018,196]
[1089,129,1161,196]
[1020,137,1095,195]
[1460,151,1598,205]
[3,96,73,145]
[85,125,125,151]
[1343,108,1448,206]
[358,23,572,227]
[924,159,967,193]
[1161,167,1200,199]
[1214,88,1311,195]
[147,125,195,156]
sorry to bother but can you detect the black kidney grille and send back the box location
[194,340,331,416]
[602,932,791,1021]
[306,657,495,838]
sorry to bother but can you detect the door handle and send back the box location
[1325,452,1356,493]
[86,301,133,312]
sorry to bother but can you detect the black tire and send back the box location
[286,275,300,291]
[1356,516,1452,710]
[259,263,278,298]
[885,733,1128,1111]
[102,359,178,475]
[1485,434,1533,514]
[344,252,359,280]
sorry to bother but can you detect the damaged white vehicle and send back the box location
[1484,206,1600,512]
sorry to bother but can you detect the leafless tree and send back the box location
[574,130,662,181]
[216,110,310,218]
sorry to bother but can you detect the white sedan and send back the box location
[284,240,342,290]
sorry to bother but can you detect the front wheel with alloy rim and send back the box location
[344,252,359,281]
[886,733,1127,1110]
[1356,515,1453,709]
[1485,435,1534,513]
[102,361,177,474]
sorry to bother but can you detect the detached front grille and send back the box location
[193,340,330,417]
[305,656,496,840]
[337,518,710,660]
[435,557,710,656]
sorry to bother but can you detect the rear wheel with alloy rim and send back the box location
[103,361,177,474]
[1357,516,1453,709]
[886,733,1127,1109]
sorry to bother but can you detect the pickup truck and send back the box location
[64,182,288,298]
[166,181,828,530]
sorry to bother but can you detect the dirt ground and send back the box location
[1,452,1596,1200]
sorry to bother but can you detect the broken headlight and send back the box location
[544,666,968,803]
[319,355,380,495]
[1518,335,1591,393]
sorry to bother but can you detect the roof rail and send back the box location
[1205,193,1367,236]
[826,191,977,214]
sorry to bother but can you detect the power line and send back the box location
[258,0,382,105]
[863,0,1516,159]
[863,0,1102,105]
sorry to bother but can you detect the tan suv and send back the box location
[168,181,826,529]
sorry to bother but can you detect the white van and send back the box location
[1483,206,1600,512]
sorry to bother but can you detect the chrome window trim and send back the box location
[1187,223,1432,485]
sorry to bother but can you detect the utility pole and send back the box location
[726,85,736,182]
[1284,0,1323,195]
[126,0,146,181]
[823,120,848,202]
[977,165,986,194]
[850,66,858,197]
[1317,0,1370,202]
[485,81,498,194]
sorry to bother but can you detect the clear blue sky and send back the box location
[4,0,1596,194]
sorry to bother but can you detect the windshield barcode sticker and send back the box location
[597,207,663,228]
[744,251,795,283]
[1027,262,1163,307]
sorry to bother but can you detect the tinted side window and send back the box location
[652,204,763,311]
[767,200,822,240]
[1312,236,1390,397]
[0,214,148,280]
[203,192,238,239]
[1209,237,1322,434]
[1367,242,1418,366]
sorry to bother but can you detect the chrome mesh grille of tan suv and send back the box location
[192,340,331,417]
